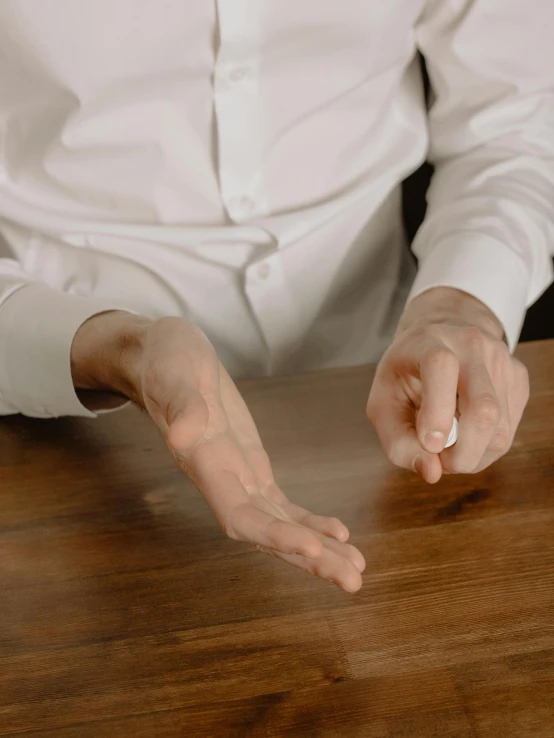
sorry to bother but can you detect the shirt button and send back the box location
[257,262,270,280]
[228,66,248,83]
[228,195,255,219]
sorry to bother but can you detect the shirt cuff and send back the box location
[408,234,529,352]
[0,283,133,418]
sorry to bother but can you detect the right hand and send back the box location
[71,312,366,592]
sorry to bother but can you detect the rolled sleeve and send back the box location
[0,283,131,418]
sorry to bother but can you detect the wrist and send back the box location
[398,288,505,341]
[70,311,151,401]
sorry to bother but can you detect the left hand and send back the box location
[366,288,530,483]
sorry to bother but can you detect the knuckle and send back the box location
[462,326,486,352]
[425,346,459,373]
[472,395,501,429]
[486,418,512,454]
[407,325,429,343]
[407,324,442,346]
[488,431,512,455]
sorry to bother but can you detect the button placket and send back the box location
[214,0,266,224]
[244,253,302,370]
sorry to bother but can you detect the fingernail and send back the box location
[422,431,446,453]
[412,454,425,476]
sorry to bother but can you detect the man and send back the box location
[0,1,552,592]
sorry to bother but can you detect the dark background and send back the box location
[401,59,554,343]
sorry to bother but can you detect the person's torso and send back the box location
[0,0,427,376]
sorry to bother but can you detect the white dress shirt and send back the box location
[0,0,553,418]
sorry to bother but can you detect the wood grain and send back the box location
[0,340,553,737]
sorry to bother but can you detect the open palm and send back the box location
[135,317,365,592]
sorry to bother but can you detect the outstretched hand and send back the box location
[105,315,366,592]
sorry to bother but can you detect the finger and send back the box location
[198,466,324,558]
[471,360,529,474]
[313,532,366,573]
[267,546,364,593]
[268,490,365,572]
[507,359,530,436]
[229,503,324,558]
[472,403,510,474]
[416,346,459,454]
[252,481,351,544]
[369,394,443,483]
[283,499,350,542]
[180,440,326,558]
[441,363,501,474]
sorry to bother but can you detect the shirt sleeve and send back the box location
[0,261,130,418]
[410,0,554,350]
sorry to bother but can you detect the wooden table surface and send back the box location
[1,341,553,738]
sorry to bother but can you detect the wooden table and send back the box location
[1,341,553,738]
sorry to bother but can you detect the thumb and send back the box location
[165,387,210,451]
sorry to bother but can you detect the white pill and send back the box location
[445,416,458,449]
